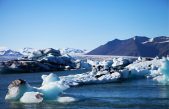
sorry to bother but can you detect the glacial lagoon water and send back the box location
[0,70,169,109]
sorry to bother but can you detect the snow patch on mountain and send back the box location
[142,37,169,44]
[156,40,169,43]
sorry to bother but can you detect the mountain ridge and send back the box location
[87,36,169,57]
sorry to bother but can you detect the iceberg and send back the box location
[0,48,78,74]
[38,73,69,100]
[160,58,169,80]
[126,57,169,84]
[5,79,34,100]
[153,58,169,84]
[20,92,43,103]
[5,73,69,103]
[60,71,121,86]
[5,56,169,103]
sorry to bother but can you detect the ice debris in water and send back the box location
[5,73,69,103]
[57,97,77,103]
[20,92,43,103]
[5,56,169,103]
[153,58,169,84]
[38,73,69,100]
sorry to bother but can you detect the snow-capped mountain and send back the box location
[0,47,23,61]
[87,36,169,57]
[19,47,87,56]
[59,48,88,55]
[0,47,87,60]
[0,47,23,57]
[19,47,38,56]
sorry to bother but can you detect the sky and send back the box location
[0,0,169,50]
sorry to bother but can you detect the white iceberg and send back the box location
[38,73,69,100]
[5,73,69,103]
[153,58,169,84]
[20,92,43,103]
[5,56,169,103]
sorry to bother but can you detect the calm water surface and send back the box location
[0,70,169,109]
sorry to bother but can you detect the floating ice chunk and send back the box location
[5,73,69,102]
[154,58,169,84]
[112,57,130,67]
[57,96,76,103]
[5,86,22,100]
[147,70,161,79]
[41,73,60,86]
[60,71,121,86]
[39,83,65,100]
[39,77,69,100]
[39,73,69,100]
[127,59,161,71]
[160,58,169,79]
[20,92,43,103]
[5,79,35,101]
[100,60,113,70]
[98,72,120,81]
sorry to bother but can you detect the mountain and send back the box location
[0,47,87,60]
[19,47,38,56]
[59,48,88,55]
[0,47,23,57]
[87,36,169,57]
[0,47,23,61]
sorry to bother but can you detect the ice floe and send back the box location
[5,56,169,103]
[5,73,69,103]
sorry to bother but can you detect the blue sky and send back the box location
[0,0,169,50]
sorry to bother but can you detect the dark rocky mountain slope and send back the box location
[87,36,169,57]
